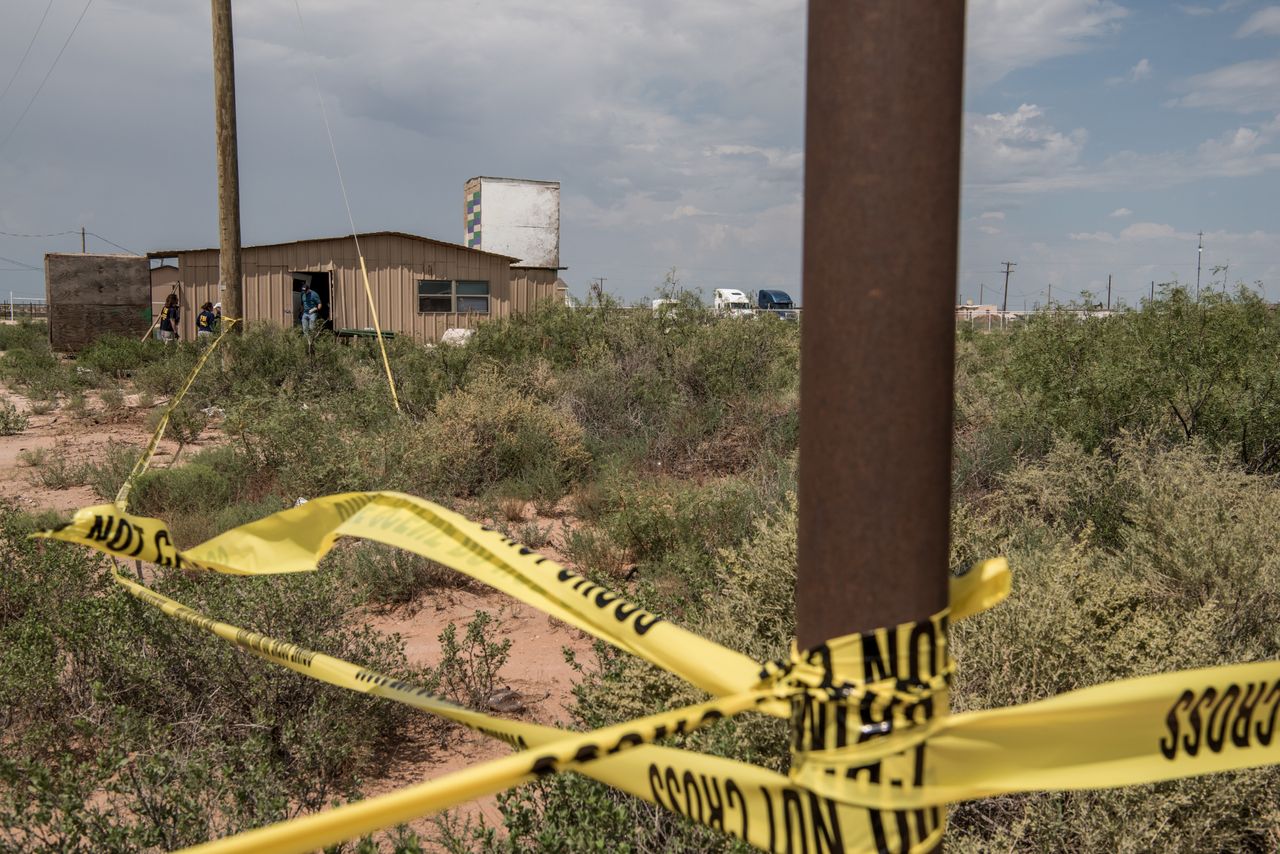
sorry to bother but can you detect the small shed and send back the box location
[44,253,151,352]
[147,231,561,343]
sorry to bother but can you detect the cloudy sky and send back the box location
[0,0,1278,305]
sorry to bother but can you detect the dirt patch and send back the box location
[362,585,596,845]
[0,383,207,513]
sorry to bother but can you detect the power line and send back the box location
[0,0,96,151]
[0,228,78,238]
[85,231,140,255]
[0,254,40,270]
[0,0,57,109]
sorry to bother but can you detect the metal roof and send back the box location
[146,230,519,262]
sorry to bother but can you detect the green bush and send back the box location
[0,503,424,850]
[415,370,590,498]
[0,397,27,435]
[0,321,47,352]
[77,334,164,380]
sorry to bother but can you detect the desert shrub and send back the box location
[131,463,232,518]
[329,541,473,608]
[946,438,1280,852]
[0,321,47,352]
[415,370,590,498]
[972,288,1280,474]
[0,504,423,849]
[77,334,164,380]
[80,442,144,501]
[434,611,512,709]
[0,397,27,434]
[133,343,200,397]
[1,345,70,396]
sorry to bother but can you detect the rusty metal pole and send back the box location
[797,0,965,647]
[211,0,243,326]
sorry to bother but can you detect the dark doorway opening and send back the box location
[291,271,331,329]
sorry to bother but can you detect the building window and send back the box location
[417,279,490,314]
[418,279,452,313]
[456,280,490,314]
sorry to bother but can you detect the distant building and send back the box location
[45,253,151,351]
[465,177,567,307]
[146,231,561,343]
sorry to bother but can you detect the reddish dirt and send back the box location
[0,382,199,513]
[361,583,595,845]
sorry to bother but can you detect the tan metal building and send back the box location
[147,231,565,342]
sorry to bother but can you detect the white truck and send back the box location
[714,288,755,317]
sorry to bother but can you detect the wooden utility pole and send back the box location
[798,0,962,649]
[1151,280,1155,301]
[1106,274,1112,310]
[211,0,243,325]
[80,226,85,253]
[1001,260,1015,312]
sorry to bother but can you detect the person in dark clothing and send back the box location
[196,301,216,340]
[157,294,180,343]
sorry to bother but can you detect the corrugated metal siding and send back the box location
[169,235,515,343]
[509,267,561,315]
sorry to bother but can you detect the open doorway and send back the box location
[291,272,331,330]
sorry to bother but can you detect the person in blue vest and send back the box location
[196,302,217,340]
[156,293,180,343]
[300,280,322,334]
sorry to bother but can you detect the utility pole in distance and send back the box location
[1001,260,1015,312]
[81,226,86,254]
[1107,274,1112,311]
[799,0,961,662]
[1196,231,1204,297]
[211,0,243,326]
[1151,280,1155,302]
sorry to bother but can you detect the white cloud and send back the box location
[1110,207,1133,217]
[966,0,1128,87]
[1120,222,1183,240]
[978,224,1002,235]
[1237,6,1280,36]
[966,102,1280,195]
[964,104,1089,190]
[1172,59,1280,112]
[1109,57,1152,84]
[981,211,1006,220]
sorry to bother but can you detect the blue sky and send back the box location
[0,0,1277,305]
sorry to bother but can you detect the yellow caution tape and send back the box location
[111,567,946,854]
[36,483,1280,851]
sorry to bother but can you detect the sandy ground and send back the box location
[0,380,593,848]
[364,587,595,845]
[0,383,189,513]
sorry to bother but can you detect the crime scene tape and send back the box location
[36,489,1280,854]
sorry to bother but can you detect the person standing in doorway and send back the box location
[300,280,322,335]
[156,293,180,343]
[196,301,216,340]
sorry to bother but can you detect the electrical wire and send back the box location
[291,0,400,413]
[85,231,140,255]
[0,254,40,270]
[0,0,57,109]
[0,228,78,238]
[0,0,95,150]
